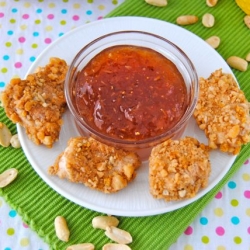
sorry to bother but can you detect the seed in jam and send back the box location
[74,45,188,141]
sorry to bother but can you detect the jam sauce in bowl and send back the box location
[65,31,198,161]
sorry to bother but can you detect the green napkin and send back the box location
[1,0,250,249]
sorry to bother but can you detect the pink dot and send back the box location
[0,12,4,18]
[18,37,26,43]
[22,222,29,228]
[244,190,250,199]
[44,38,52,44]
[47,14,54,19]
[215,191,222,199]
[216,226,225,236]
[97,16,103,20]
[72,15,79,21]
[22,14,29,19]
[14,62,22,68]
[244,159,249,165]
[247,227,250,234]
[184,226,193,235]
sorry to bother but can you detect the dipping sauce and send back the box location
[75,45,188,141]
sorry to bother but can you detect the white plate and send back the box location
[17,16,236,217]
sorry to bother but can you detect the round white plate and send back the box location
[17,16,236,217]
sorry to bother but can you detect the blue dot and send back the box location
[30,56,36,62]
[86,10,92,15]
[9,210,17,217]
[12,8,18,13]
[200,217,208,225]
[61,9,67,14]
[0,82,6,87]
[36,8,42,13]
[58,32,64,37]
[231,216,240,225]
[3,55,9,60]
[228,181,236,189]
[4,248,11,250]
[33,32,39,37]
[7,30,13,35]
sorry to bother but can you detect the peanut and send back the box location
[246,52,250,62]
[176,15,198,25]
[66,243,95,250]
[0,168,18,188]
[226,56,248,72]
[205,36,220,49]
[10,134,21,148]
[145,0,167,7]
[206,0,218,7]
[202,13,215,28]
[102,243,131,250]
[0,122,12,147]
[105,226,132,245]
[54,216,70,242]
[244,15,250,29]
[92,215,119,230]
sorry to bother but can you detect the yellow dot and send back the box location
[217,246,226,250]
[0,199,2,207]
[246,208,250,216]
[214,207,224,217]
[60,20,66,25]
[31,43,38,49]
[0,2,6,7]
[20,24,27,30]
[184,245,194,250]
[201,236,210,244]
[49,3,55,8]
[98,4,105,10]
[242,173,250,181]
[45,25,53,31]
[73,3,80,9]
[20,238,29,246]
[234,236,242,244]
[231,199,239,207]
[1,68,8,73]
[7,228,15,235]
[16,49,24,55]
[24,2,31,7]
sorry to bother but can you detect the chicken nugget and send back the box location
[1,57,68,147]
[48,137,141,193]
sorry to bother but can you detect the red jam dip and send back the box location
[74,45,188,141]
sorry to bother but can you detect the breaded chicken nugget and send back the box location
[48,137,141,193]
[193,69,250,155]
[1,58,68,148]
[149,137,211,201]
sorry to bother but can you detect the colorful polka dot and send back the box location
[20,24,27,30]
[29,56,36,62]
[215,191,223,199]
[231,216,240,225]
[12,8,18,13]
[47,14,54,19]
[20,237,30,246]
[44,38,52,44]
[242,173,250,181]
[35,19,41,24]
[9,18,16,24]
[200,217,208,225]
[184,245,193,250]
[22,14,29,19]
[7,228,15,235]
[60,20,66,25]
[246,208,250,216]
[1,68,8,73]
[73,15,80,21]
[244,190,250,199]
[0,82,5,87]
[98,5,105,10]
[48,3,55,8]
[36,8,42,13]
[86,10,92,15]
[18,37,26,43]
[233,236,242,244]
[231,199,239,207]
[3,55,9,60]
[216,226,225,236]
[201,236,209,244]
[16,49,24,55]
[247,227,250,234]
[228,181,236,189]
[0,12,4,18]
[14,62,22,68]
[33,31,39,37]
[8,210,17,217]
[217,246,226,250]
[22,222,29,228]
[184,226,193,235]
[61,9,67,14]
[73,3,80,9]
[7,30,13,35]
[31,43,38,49]
[214,207,224,217]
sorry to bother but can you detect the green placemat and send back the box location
[1,1,250,249]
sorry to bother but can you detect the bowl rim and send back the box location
[65,30,199,146]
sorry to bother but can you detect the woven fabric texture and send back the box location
[0,0,250,249]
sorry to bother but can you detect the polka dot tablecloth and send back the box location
[0,1,250,250]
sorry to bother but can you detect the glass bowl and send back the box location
[65,31,199,161]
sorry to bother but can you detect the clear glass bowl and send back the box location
[65,31,199,161]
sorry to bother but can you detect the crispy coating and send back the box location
[48,137,141,193]
[193,69,250,155]
[1,58,68,148]
[149,137,211,201]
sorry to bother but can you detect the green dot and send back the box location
[10,19,16,24]
[234,236,242,244]
[1,68,8,73]
[112,0,118,4]
[231,199,239,207]
[31,43,38,49]
[201,236,209,244]
[38,0,44,2]
[7,228,15,235]
[87,0,93,3]
[60,20,66,25]
[62,0,68,2]
[35,19,41,24]
[5,42,12,47]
